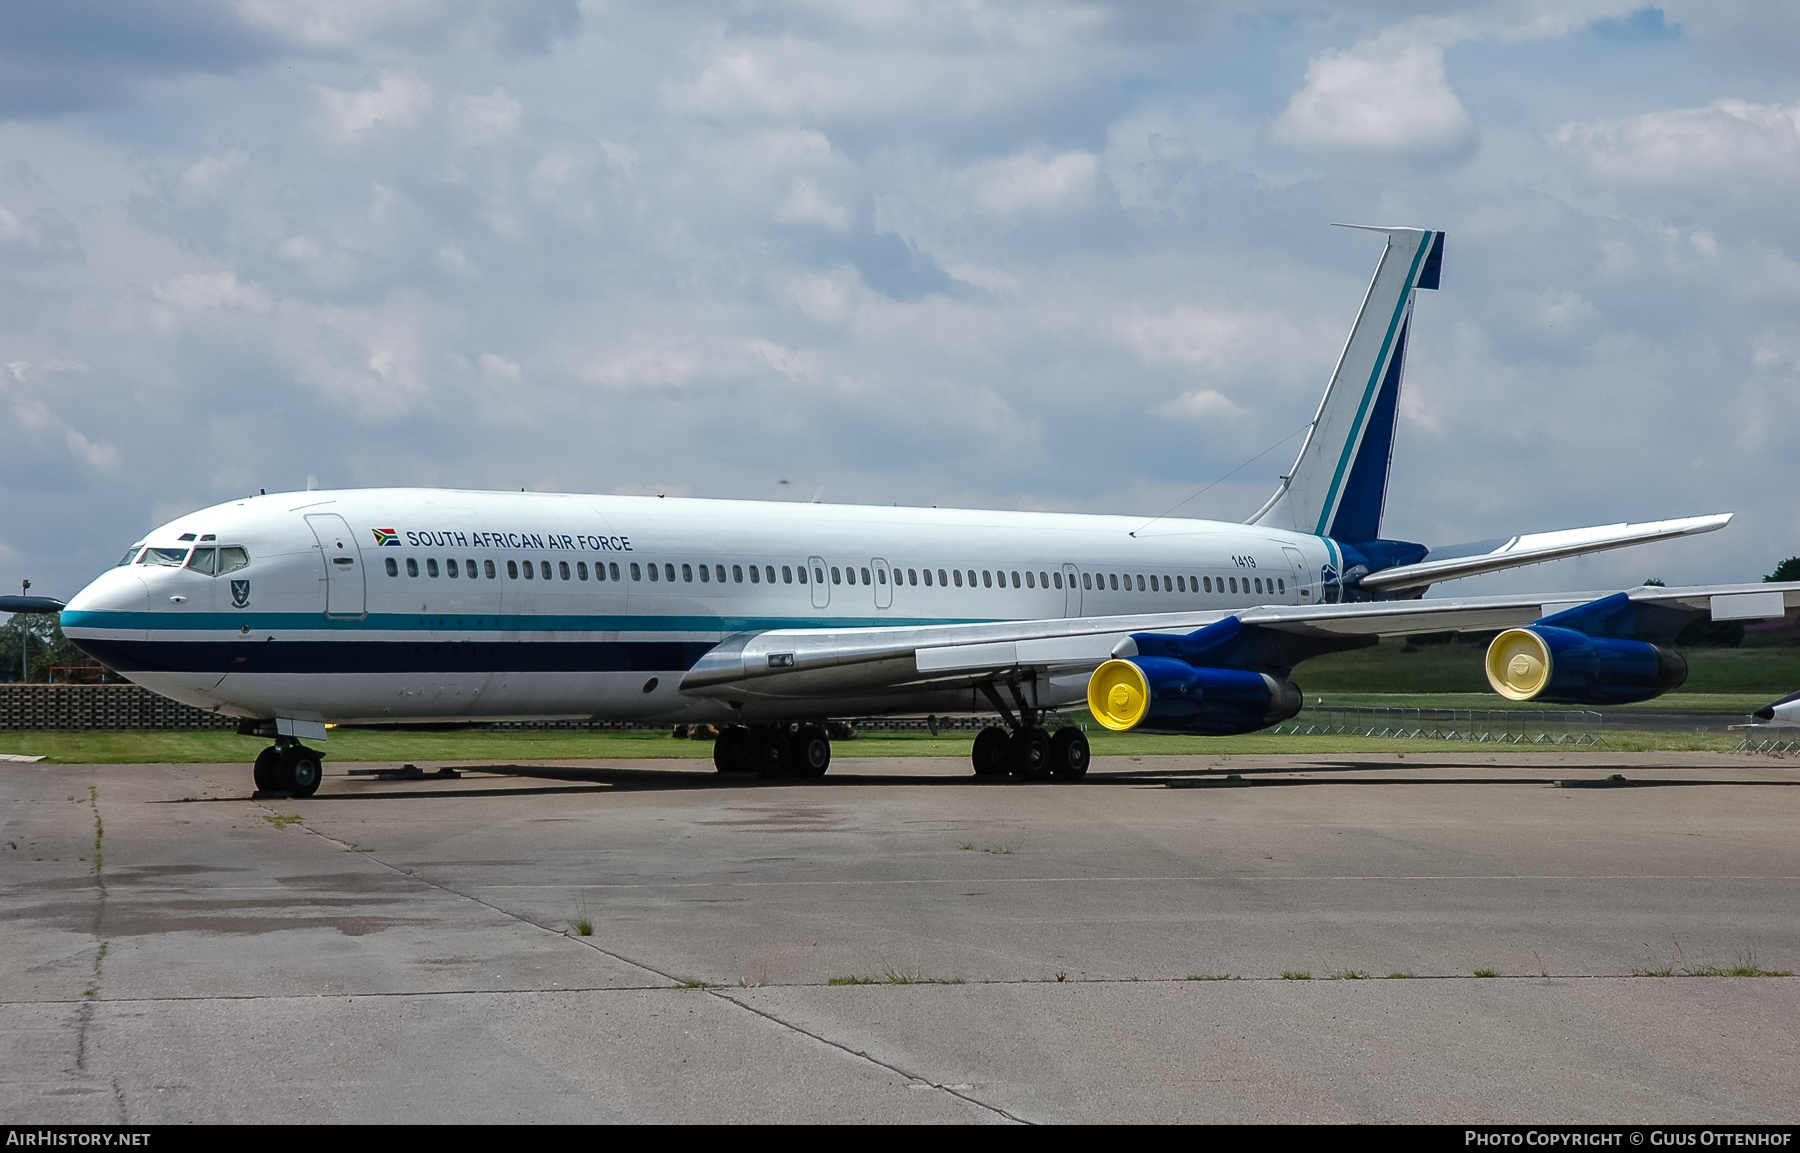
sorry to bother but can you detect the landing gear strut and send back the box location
[252,741,324,797]
[970,681,1089,782]
[713,724,832,779]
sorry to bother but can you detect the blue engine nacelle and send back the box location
[1485,625,1687,706]
[1087,657,1303,736]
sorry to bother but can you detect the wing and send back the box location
[1357,514,1731,593]
[681,580,1800,703]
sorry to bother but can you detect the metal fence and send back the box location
[1739,732,1800,754]
[1268,706,1604,746]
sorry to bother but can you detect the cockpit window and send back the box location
[139,547,188,567]
[117,542,145,566]
[217,547,249,575]
[187,548,217,574]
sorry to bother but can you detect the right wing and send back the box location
[1357,514,1732,593]
[681,580,1800,703]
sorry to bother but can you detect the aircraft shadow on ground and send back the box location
[172,760,1800,802]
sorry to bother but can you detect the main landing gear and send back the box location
[251,742,324,797]
[713,724,833,779]
[970,681,1089,782]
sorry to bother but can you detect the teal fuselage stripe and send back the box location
[1313,238,1432,537]
[60,609,989,635]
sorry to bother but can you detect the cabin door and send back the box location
[807,555,829,609]
[1282,546,1310,605]
[1062,563,1082,617]
[306,513,366,619]
[871,558,893,610]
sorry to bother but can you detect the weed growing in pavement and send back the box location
[1280,971,1312,980]
[1473,969,1500,978]
[675,979,712,988]
[262,814,302,830]
[1327,970,1370,980]
[1385,972,1416,979]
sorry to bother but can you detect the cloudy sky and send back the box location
[3,0,1797,601]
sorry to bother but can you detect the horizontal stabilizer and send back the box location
[1357,514,1732,593]
[0,595,65,614]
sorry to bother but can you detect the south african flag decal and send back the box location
[371,528,401,546]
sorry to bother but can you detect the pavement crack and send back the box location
[76,783,109,1075]
[708,990,1028,1124]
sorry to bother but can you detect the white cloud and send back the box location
[178,150,248,200]
[449,88,523,147]
[317,70,432,139]
[959,151,1097,214]
[1158,388,1244,423]
[774,179,851,231]
[152,271,271,313]
[1550,98,1800,186]
[1274,36,1473,153]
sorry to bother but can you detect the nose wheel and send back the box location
[252,743,324,797]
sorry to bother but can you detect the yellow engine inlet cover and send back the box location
[1088,659,1152,731]
[1486,629,1552,701]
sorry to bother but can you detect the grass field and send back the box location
[0,720,1760,764]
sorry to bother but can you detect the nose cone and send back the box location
[61,568,151,646]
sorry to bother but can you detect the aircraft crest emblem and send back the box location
[230,579,251,608]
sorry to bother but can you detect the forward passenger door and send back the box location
[306,513,366,619]
[807,555,829,609]
[872,558,892,610]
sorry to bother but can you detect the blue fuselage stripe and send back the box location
[76,636,718,676]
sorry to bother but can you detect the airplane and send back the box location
[12,225,1798,797]
[1751,691,1800,728]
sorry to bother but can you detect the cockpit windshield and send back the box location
[139,547,189,568]
[117,542,145,566]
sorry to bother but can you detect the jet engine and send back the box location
[1087,657,1302,736]
[1484,625,1686,706]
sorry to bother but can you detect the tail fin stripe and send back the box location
[1311,237,1433,536]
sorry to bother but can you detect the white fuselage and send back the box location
[61,488,1338,725]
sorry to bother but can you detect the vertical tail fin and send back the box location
[1247,226,1443,541]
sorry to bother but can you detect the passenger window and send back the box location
[1230,577,1238,593]
[814,566,825,584]
[560,561,571,581]
[831,567,841,584]
[609,563,621,581]
[540,562,550,580]
[385,557,398,577]
[523,561,534,580]
[1010,570,1020,587]
[1254,577,1262,594]
[446,558,458,578]
[1105,574,1115,590]
[631,563,642,581]
[682,563,693,583]
[908,569,917,586]
[578,562,589,580]
[408,558,420,577]
[730,564,742,583]
[698,564,709,583]
[782,565,793,584]
[426,558,439,577]
[953,570,963,587]
[1053,572,1062,589]
[187,548,217,574]
[1132,574,1142,591]
[486,559,497,579]
[1278,578,1285,593]
[217,547,249,574]
[876,568,886,585]
[981,571,992,588]
[937,569,948,586]
[749,565,760,583]
[764,565,775,584]
[1080,573,1090,590]
[662,563,674,582]
[860,567,871,585]
[647,564,658,582]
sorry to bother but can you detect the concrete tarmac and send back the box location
[3,750,1798,1124]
